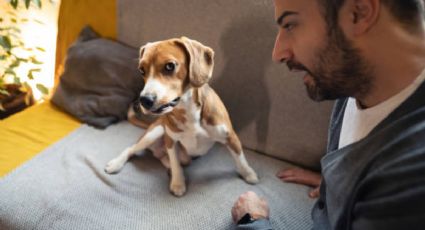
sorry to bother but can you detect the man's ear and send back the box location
[348,0,380,36]
[175,37,214,88]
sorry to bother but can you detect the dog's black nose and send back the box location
[139,95,156,110]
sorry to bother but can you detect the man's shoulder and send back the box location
[350,114,425,228]
[370,105,425,167]
[358,107,425,195]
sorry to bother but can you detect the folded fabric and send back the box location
[52,26,145,128]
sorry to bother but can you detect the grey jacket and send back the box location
[238,80,425,230]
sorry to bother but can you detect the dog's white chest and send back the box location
[166,99,215,156]
[174,123,215,156]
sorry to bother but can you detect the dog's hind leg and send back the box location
[225,130,259,184]
[105,121,164,174]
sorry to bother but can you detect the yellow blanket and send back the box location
[0,0,117,178]
[0,102,81,177]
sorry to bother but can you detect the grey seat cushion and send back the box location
[0,122,315,230]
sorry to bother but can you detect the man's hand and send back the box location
[231,191,270,223]
[276,168,322,198]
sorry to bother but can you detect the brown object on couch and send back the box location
[0,84,34,119]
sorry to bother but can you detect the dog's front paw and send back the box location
[239,167,259,184]
[170,183,186,197]
[104,158,125,174]
[243,172,259,184]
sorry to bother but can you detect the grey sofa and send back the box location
[115,0,333,228]
[0,1,334,229]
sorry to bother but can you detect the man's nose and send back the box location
[139,94,156,110]
[272,31,292,63]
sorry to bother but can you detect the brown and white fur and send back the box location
[104,37,258,196]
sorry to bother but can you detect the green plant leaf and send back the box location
[28,68,41,79]
[7,11,17,17]
[0,55,6,60]
[30,57,43,65]
[11,27,21,33]
[5,69,16,76]
[10,0,18,9]
[0,89,10,96]
[16,57,28,62]
[28,71,34,80]
[13,76,21,84]
[36,47,45,52]
[0,36,12,51]
[33,0,42,8]
[34,19,45,25]
[0,89,9,96]
[36,84,49,95]
[10,60,20,68]
[23,82,31,90]
[25,0,31,9]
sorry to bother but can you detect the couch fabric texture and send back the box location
[0,122,315,230]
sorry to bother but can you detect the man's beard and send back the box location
[287,26,374,101]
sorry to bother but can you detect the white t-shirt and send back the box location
[339,69,425,149]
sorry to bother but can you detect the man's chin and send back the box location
[306,87,325,102]
[303,76,323,101]
[304,78,327,102]
[305,84,347,102]
[303,74,341,101]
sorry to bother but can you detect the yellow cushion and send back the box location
[0,102,81,177]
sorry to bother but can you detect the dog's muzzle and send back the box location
[151,97,180,114]
[140,95,156,110]
[139,96,180,114]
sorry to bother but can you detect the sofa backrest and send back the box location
[117,0,334,170]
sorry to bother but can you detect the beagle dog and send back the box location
[105,37,258,196]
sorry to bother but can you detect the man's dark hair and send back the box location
[318,0,425,33]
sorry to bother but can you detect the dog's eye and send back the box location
[164,62,175,73]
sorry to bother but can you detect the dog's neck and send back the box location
[169,85,206,121]
[178,86,201,108]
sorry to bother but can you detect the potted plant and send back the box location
[0,0,48,119]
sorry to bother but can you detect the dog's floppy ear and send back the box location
[176,37,214,87]
[139,44,146,59]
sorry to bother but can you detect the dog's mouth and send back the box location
[151,97,181,114]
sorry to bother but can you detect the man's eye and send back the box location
[283,23,295,32]
[164,62,176,73]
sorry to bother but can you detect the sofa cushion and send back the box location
[51,26,146,128]
[117,0,334,169]
[0,121,316,229]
